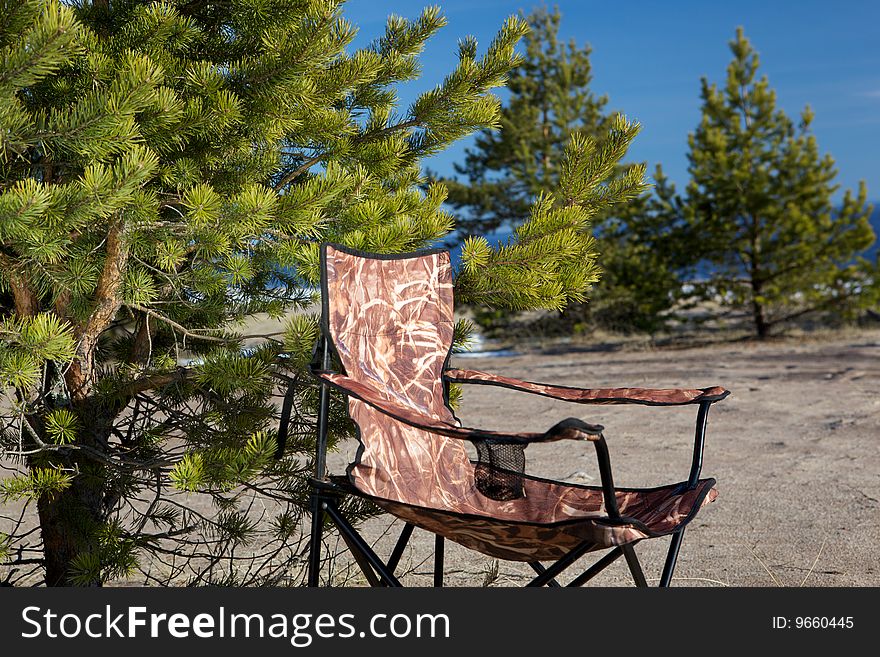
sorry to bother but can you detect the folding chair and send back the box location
[299,242,729,587]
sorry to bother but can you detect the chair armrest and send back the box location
[444,368,730,406]
[311,370,604,443]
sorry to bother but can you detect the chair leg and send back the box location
[434,535,444,587]
[659,529,685,587]
[622,544,648,587]
[526,540,595,587]
[528,562,561,587]
[307,493,325,587]
[323,502,403,587]
[387,523,415,574]
[566,546,624,587]
[336,520,383,587]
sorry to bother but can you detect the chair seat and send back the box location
[343,474,717,562]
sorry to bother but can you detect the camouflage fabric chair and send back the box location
[298,243,730,587]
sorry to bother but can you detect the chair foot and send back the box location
[323,502,403,587]
[434,535,444,587]
[566,546,624,587]
[529,562,562,587]
[659,529,685,587]
[622,544,648,587]
[387,522,415,574]
[307,494,325,587]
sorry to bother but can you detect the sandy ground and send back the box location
[325,329,880,587]
[3,327,878,587]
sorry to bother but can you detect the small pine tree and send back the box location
[685,28,876,338]
[442,6,615,237]
[440,6,684,335]
[1,1,644,586]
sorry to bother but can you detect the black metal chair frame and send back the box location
[292,336,723,588]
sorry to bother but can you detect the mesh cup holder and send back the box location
[473,439,526,501]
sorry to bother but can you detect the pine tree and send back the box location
[685,28,876,338]
[0,0,644,586]
[440,6,682,335]
[443,6,614,237]
[593,165,698,333]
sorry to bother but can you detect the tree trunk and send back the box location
[748,214,768,339]
[750,266,769,339]
[29,399,107,586]
[34,221,127,585]
[36,473,105,586]
[751,295,768,339]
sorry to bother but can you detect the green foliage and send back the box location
[684,28,877,337]
[45,408,79,444]
[168,452,204,493]
[443,6,613,236]
[589,166,698,334]
[0,313,75,389]
[195,350,273,398]
[456,117,647,311]
[68,520,139,586]
[451,318,476,352]
[0,468,73,502]
[440,7,669,334]
[283,313,321,369]
[170,431,276,492]
[0,0,80,157]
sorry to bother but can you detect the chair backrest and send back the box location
[321,243,472,506]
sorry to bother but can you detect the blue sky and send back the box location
[344,0,880,200]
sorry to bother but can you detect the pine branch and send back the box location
[125,304,233,344]
[272,119,421,191]
[0,2,78,92]
[765,291,860,330]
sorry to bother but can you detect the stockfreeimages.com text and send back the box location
[21,606,450,646]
